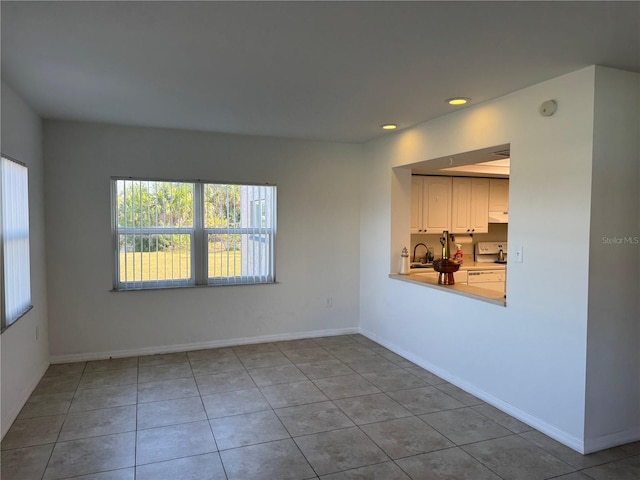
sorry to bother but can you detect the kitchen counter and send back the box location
[389,272,507,306]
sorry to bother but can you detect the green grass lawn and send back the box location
[120,250,242,282]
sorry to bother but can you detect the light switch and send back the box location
[514,246,523,263]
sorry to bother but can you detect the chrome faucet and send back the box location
[413,243,428,263]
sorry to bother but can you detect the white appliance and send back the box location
[475,241,507,264]
[472,241,508,296]
[467,270,506,293]
[488,211,509,223]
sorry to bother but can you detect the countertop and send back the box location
[389,271,507,306]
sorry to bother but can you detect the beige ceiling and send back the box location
[2,1,638,143]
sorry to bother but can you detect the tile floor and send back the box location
[2,334,639,480]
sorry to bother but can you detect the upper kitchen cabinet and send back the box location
[489,179,509,211]
[488,178,509,223]
[411,176,452,234]
[410,176,423,233]
[451,177,490,234]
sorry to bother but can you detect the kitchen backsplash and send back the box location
[410,223,508,262]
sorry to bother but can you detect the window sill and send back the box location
[1,305,34,334]
[110,281,278,292]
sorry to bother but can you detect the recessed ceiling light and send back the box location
[446,97,470,106]
[380,124,398,130]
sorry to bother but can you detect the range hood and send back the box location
[488,210,509,223]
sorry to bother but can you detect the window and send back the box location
[1,155,32,330]
[113,178,276,290]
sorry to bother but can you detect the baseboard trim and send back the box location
[359,327,586,454]
[50,327,359,364]
[1,359,49,440]
[584,427,640,454]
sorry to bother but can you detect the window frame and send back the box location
[1,154,33,332]
[111,177,277,291]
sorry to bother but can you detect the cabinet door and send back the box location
[489,179,509,212]
[423,176,451,233]
[451,178,471,233]
[470,178,490,233]
[454,270,468,284]
[410,176,423,233]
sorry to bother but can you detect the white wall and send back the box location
[1,82,49,438]
[44,121,362,360]
[360,67,599,452]
[585,67,640,451]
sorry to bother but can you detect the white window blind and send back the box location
[1,155,32,329]
[113,178,276,290]
[204,184,276,285]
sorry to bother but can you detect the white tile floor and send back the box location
[1,334,639,479]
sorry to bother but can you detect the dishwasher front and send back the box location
[467,270,506,293]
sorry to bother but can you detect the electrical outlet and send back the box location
[325,297,333,308]
[35,325,39,340]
